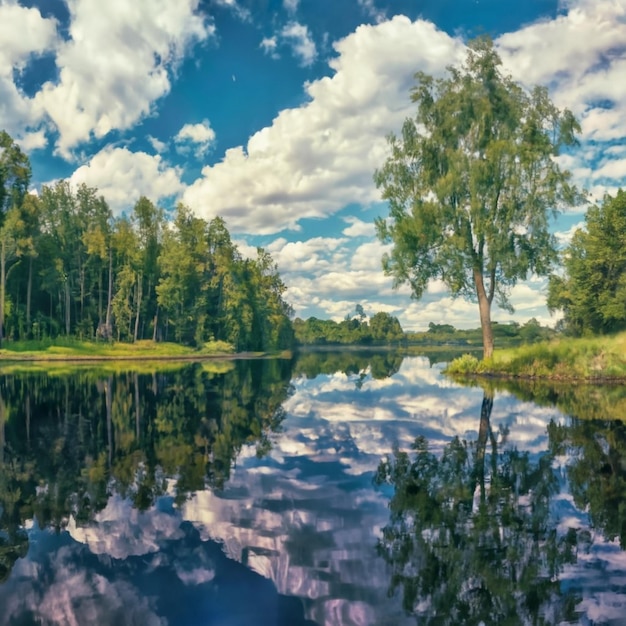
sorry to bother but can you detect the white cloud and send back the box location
[0,1,58,69]
[555,221,584,246]
[69,146,185,214]
[349,240,390,271]
[0,2,58,138]
[281,21,317,66]
[34,0,213,157]
[342,216,376,237]
[358,0,386,23]
[213,0,251,20]
[266,236,348,273]
[496,0,626,199]
[175,120,216,157]
[183,16,463,233]
[593,157,626,180]
[147,135,168,154]
[16,129,48,152]
[283,0,299,14]
[260,36,279,59]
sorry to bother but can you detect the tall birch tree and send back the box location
[375,38,580,358]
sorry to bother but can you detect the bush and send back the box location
[445,353,481,375]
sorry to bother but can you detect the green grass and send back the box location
[445,331,626,380]
[0,338,235,361]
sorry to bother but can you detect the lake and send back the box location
[0,353,626,625]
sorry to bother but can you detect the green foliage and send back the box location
[548,190,626,335]
[375,37,580,357]
[293,311,404,346]
[446,331,626,379]
[408,319,555,347]
[0,131,294,353]
[0,130,31,224]
[444,352,482,375]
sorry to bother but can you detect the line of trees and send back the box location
[0,131,294,351]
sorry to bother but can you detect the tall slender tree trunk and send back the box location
[98,270,103,326]
[26,257,32,334]
[65,280,71,335]
[105,247,113,338]
[152,306,159,342]
[0,240,5,346]
[0,396,4,465]
[474,268,494,359]
[134,273,142,342]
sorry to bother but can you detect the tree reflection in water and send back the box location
[375,388,583,624]
[0,359,294,580]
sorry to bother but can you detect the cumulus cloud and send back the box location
[0,1,58,69]
[342,216,376,237]
[34,0,212,157]
[175,120,216,157]
[349,240,390,271]
[283,0,299,14]
[69,146,185,214]
[0,2,58,138]
[183,16,464,233]
[266,236,348,273]
[496,0,626,206]
[281,21,317,66]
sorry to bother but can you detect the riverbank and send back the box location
[0,339,241,362]
[445,331,626,381]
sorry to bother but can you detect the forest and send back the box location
[0,130,294,352]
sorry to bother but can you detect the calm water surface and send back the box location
[1,353,626,625]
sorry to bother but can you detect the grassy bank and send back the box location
[0,338,236,361]
[445,331,626,381]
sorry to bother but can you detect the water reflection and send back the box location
[1,354,626,624]
[375,388,580,623]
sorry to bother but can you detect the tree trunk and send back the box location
[26,257,32,333]
[105,377,113,467]
[134,372,140,439]
[105,247,113,337]
[152,306,159,342]
[134,273,142,342]
[65,280,71,335]
[473,388,494,507]
[0,240,5,346]
[473,268,494,359]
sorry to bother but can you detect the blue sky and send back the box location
[2,0,626,330]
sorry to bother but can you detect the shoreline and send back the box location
[447,371,626,384]
[0,350,292,364]
[444,332,626,384]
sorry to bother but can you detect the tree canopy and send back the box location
[0,131,294,352]
[375,38,580,358]
[548,190,626,336]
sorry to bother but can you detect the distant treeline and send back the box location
[407,319,556,346]
[293,308,404,346]
[293,314,555,348]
